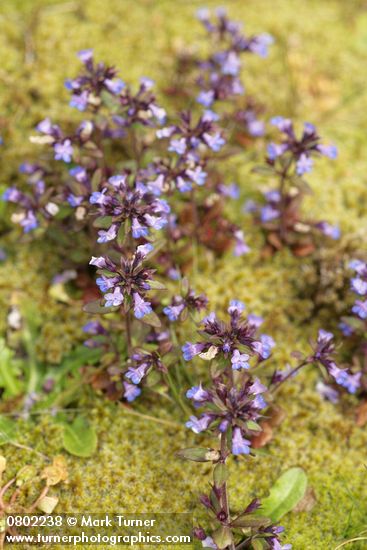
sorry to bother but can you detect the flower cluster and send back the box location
[182,300,274,363]
[89,244,156,318]
[186,376,267,451]
[163,285,208,322]
[248,117,339,254]
[196,8,273,107]
[89,172,170,243]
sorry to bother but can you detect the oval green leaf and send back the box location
[259,467,308,522]
[62,417,98,458]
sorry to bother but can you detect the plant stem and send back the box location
[270,360,309,395]
[220,432,235,550]
[125,309,132,355]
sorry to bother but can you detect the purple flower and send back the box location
[339,321,354,337]
[123,382,141,402]
[67,194,83,207]
[231,349,250,370]
[168,138,187,155]
[36,118,53,134]
[136,243,153,257]
[329,365,361,393]
[54,140,73,163]
[83,321,104,335]
[261,205,279,223]
[317,222,340,240]
[163,303,185,322]
[182,342,205,361]
[252,334,275,359]
[352,300,367,319]
[218,183,240,199]
[228,300,245,314]
[249,33,274,57]
[133,293,152,319]
[90,256,107,268]
[186,414,211,434]
[197,90,215,107]
[296,154,313,175]
[125,365,147,385]
[203,132,225,152]
[105,78,125,94]
[250,378,267,395]
[232,427,251,455]
[186,166,207,186]
[248,314,264,328]
[70,91,89,111]
[90,189,109,205]
[248,119,265,137]
[317,144,338,159]
[104,287,124,307]
[144,214,167,230]
[132,218,149,239]
[351,277,367,296]
[186,384,210,402]
[97,224,118,243]
[267,143,287,160]
[20,211,38,233]
[221,51,241,75]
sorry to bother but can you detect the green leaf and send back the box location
[62,417,98,458]
[83,300,119,314]
[0,339,23,397]
[147,279,166,290]
[176,447,220,463]
[213,463,228,487]
[0,416,17,445]
[259,467,308,522]
[140,311,161,328]
[93,216,113,229]
[212,526,233,549]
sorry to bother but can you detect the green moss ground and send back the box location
[1,0,367,548]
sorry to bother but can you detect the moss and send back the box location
[1,0,367,548]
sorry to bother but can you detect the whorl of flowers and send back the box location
[182,300,274,363]
[89,172,170,243]
[89,244,156,319]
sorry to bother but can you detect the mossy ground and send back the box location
[1,0,367,548]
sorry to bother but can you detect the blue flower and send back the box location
[104,287,123,307]
[204,132,225,152]
[168,138,187,155]
[197,90,215,107]
[96,276,116,293]
[20,211,38,233]
[352,300,367,319]
[261,205,279,223]
[296,154,313,175]
[105,78,125,94]
[317,222,340,240]
[89,256,107,268]
[90,189,108,205]
[163,303,185,322]
[182,342,205,361]
[317,144,338,159]
[70,166,87,181]
[133,293,152,319]
[77,49,93,63]
[176,177,192,192]
[186,384,209,403]
[144,214,167,230]
[97,224,117,243]
[249,33,274,57]
[231,349,250,370]
[228,300,245,314]
[67,194,83,207]
[125,365,147,385]
[132,218,149,239]
[185,414,211,434]
[252,334,275,359]
[69,91,89,111]
[54,140,73,163]
[221,51,241,75]
[136,243,153,257]
[186,166,207,186]
[232,427,251,455]
[123,382,141,402]
[351,277,367,296]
